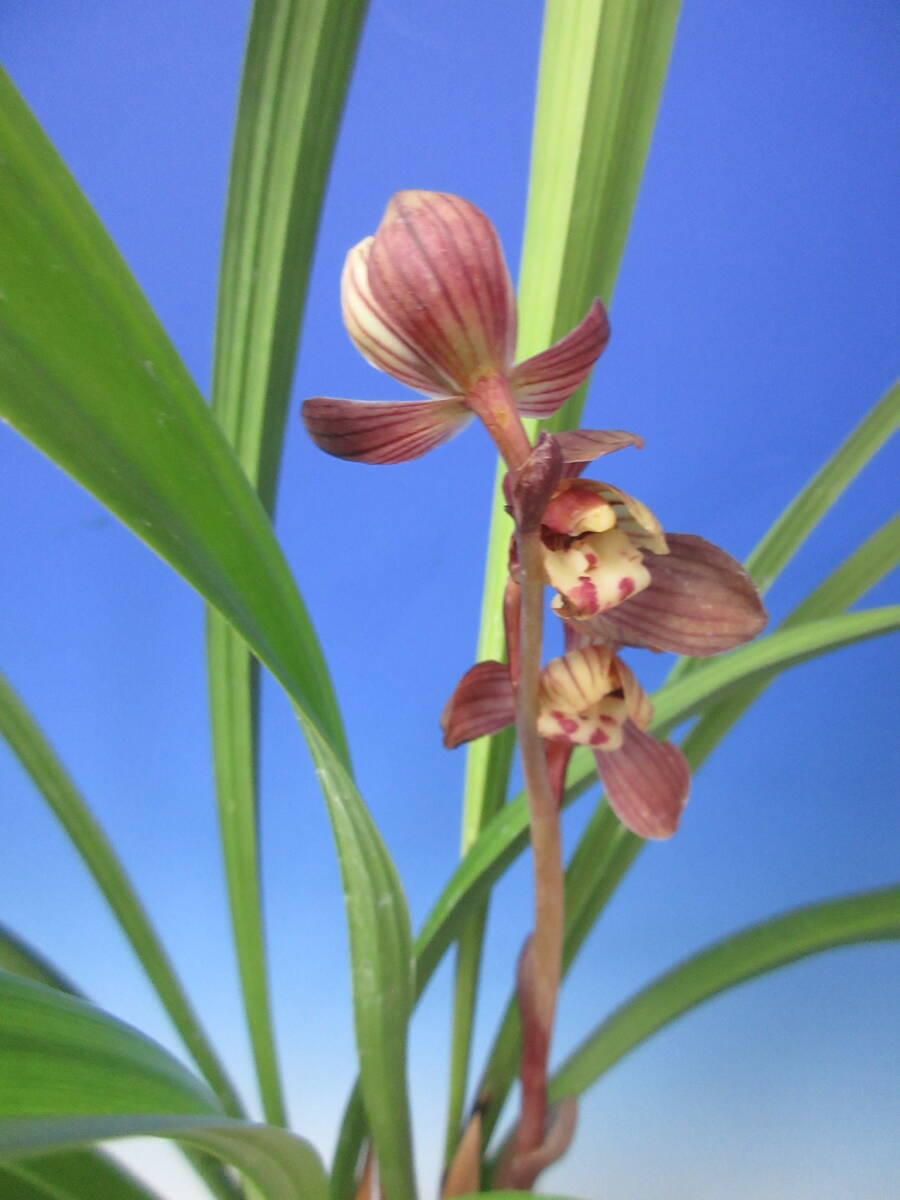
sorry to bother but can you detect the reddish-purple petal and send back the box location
[342,237,451,395]
[367,191,517,393]
[302,396,471,464]
[441,660,515,749]
[595,721,690,840]
[554,428,644,479]
[583,533,767,655]
[509,300,610,417]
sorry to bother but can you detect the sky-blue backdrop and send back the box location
[1,2,898,1197]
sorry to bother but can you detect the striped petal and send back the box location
[441,660,515,749]
[595,721,690,840]
[342,237,453,395]
[367,191,517,393]
[582,533,767,656]
[509,299,610,417]
[302,395,471,464]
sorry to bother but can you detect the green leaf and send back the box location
[0,1150,164,1200]
[0,70,416,1194]
[668,376,900,691]
[296,716,417,1200]
[0,673,243,1119]
[0,1118,326,1200]
[549,887,900,1100]
[207,0,367,1127]
[0,927,243,1200]
[0,924,82,998]
[745,377,900,596]
[0,971,219,1118]
[0,972,327,1200]
[448,0,682,1157]
[0,67,347,767]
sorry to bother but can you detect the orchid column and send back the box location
[303,191,765,1192]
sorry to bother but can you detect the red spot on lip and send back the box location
[618,576,635,600]
[570,577,598,614]
[589,728,609,746]
[551,710,579,736]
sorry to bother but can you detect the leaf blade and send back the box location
[549,887,900,1100]
[206,0,368,1129]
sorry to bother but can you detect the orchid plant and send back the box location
[0,4,897,1200]
[304,190,767,1188]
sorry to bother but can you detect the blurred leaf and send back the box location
[0,971,220,1119]
[0,673,243,1118]
[207,0,367,1127]
[0,925,242,1200]
[449,0,682,1156]
[0,1150,164,1200]
[0,972,327,1200]
[549,887,900,1100]
[0,923,82,998]
[0,1118,325,1200]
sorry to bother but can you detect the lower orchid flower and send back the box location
[441,643,690,840]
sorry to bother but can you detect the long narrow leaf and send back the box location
[0,70,417,1194]
[296,715,417,1200]
[0,972,327,1200]
[0,924,82,998]
[668,377,900,689]
[745,378,899,595]
[0,1151,164,1200]
[549,887,900,1100]
[448,0,682,1157]
[0,1118,325,1200]
[0,924,242,1200]
[0,67,348,766]
[207,0,367,1127]
[0,673,243,1118]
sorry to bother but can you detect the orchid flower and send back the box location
[443,431,766,840]
[302,190,609,467]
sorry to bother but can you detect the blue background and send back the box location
[1,2,898,1196]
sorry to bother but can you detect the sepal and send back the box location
[302,395,470,464]
[510,299,610,417]
[595,721,690,840]
[441,660,515,748]
[582,533,767,655]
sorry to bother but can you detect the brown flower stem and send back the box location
[511,526,564,1161]
[468,372,565,1171]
